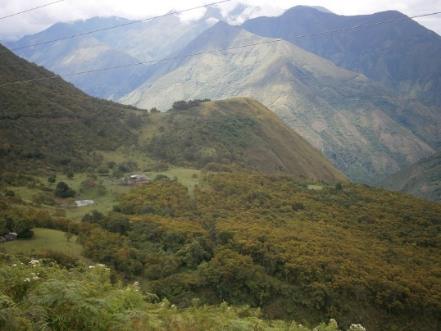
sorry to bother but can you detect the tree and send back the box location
[12,218,34,239]
[82,210,105,224]
[54,182,75,198]
[104,214,130,234]
[65,231,73,242]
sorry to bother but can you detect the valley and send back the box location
[1,2,441,331]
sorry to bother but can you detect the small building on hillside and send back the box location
[75,200,95,207]
[121,174,151,186]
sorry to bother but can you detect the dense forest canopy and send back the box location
[3,171,438,330]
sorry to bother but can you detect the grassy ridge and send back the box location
[144,98,346,182]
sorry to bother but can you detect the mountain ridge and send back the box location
[243,6,441,107]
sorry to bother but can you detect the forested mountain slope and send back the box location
[0,43,140,172]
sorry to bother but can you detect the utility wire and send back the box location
[0,39,283,88]
[290,10,441,39]
[0,0,65,21]
[1,10,440,88]
[4,0,231,53]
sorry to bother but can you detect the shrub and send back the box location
[54,182,75,198]
[47,175,56,184]
[11,218,33,239]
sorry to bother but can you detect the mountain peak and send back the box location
[291,6,334,14]
[211,20,241,32]
[177,21,244,54]
[309,6,334,14]
[284,5,333,16]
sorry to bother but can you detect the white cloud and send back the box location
[0,0,440,40]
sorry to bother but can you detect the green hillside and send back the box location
[143,98,346,182]
[0,43,143,173]
[383,152,441,201]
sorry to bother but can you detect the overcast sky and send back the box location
[1,0,440,40]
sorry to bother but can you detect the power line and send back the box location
[0,0,65,21]
[0,39,283,88]
[1,9,440,88]
[290,10,441,39]
[5,0,231,53]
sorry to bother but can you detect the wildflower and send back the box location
[24,278,31,282]
[348,324,367,331]
[29,259,40,267]
[329,319,338,328]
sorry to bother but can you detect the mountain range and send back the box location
[4,4,441,187]
[4,4,261,100]
[122,22,437,183]
[244,6,441,108]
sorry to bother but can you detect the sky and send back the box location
[1,0,440,41]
